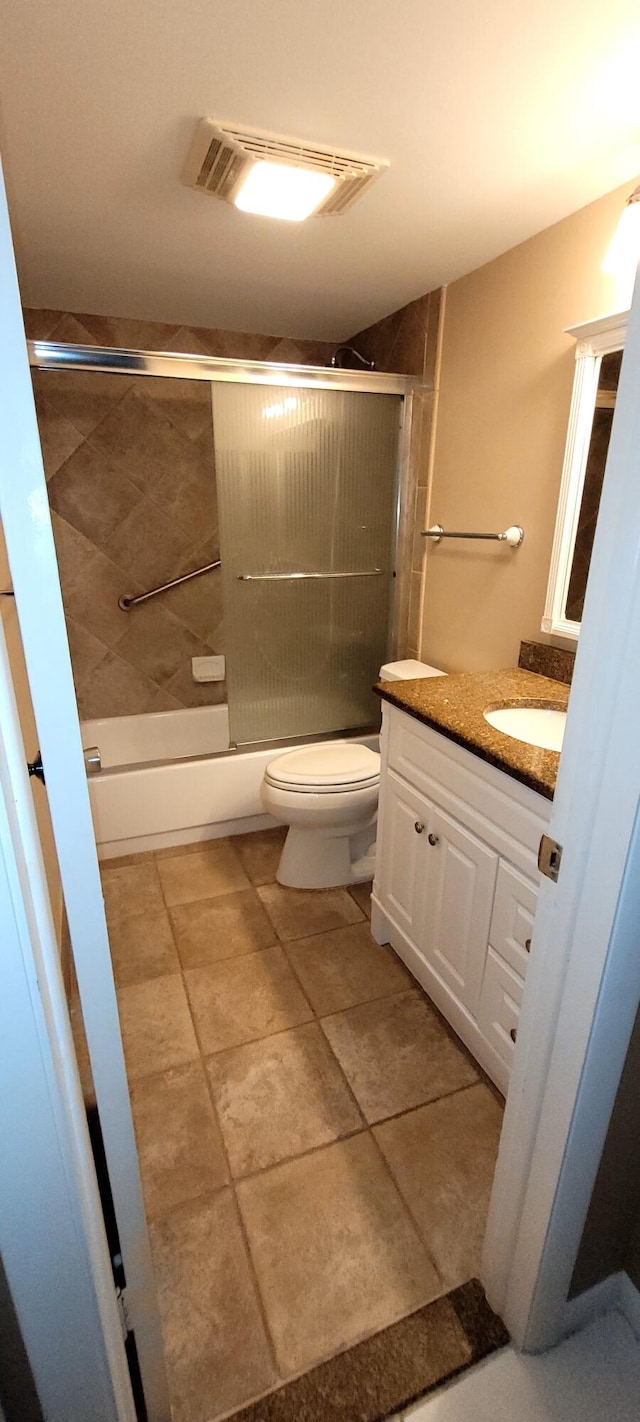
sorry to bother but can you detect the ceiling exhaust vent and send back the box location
[182,119,387,217]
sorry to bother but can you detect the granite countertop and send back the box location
[375,667,570,800]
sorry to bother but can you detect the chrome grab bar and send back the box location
[237,569,384,581]
[119,559,221,610]
[422,524,524,548]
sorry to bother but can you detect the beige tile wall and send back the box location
[27,308,334,720]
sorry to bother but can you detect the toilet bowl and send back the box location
[261,661,445,889]
[261,741,380,889]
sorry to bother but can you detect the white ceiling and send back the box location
[1,0,639,340]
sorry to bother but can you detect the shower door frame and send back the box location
[28,340,421,714]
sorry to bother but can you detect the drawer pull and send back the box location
[510,1027,517,1043]
[525,937,531,953]
[428,832,439,846]
[414,821,425,834]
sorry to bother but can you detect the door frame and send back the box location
[483,263,640,1348]
[0,160,169,1420]
[0,618,135,1422]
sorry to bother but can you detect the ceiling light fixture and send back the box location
[602,183,640,306]
[234,161,336,222]
[183,120,387,220]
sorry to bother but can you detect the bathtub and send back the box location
[82,704,378,859]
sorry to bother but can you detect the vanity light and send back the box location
[602,183,640,304]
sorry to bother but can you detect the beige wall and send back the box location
[0,527,64,953]
[419,179,635,673]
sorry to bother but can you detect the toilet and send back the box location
[261,660,445,889]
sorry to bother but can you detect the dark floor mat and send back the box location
[229,1278,508,1422]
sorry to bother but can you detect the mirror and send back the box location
[543,310,628,639]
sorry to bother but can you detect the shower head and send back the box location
[327,345,375,370]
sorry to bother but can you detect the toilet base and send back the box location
[276,824,375,890]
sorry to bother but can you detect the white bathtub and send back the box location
[82,704,378,860]
[82,703,230,769]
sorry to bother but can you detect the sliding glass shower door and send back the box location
[212,383,402,746]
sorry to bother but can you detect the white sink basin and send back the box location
[484,705,566,752]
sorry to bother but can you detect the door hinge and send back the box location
[27,751,45,785]
[538,833,563,883]
[115,1284,131,1341]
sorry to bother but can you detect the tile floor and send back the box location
[100,827,504,1422]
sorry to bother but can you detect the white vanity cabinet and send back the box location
[372,703,552,1093]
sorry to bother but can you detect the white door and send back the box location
[483,264,640,1349]
[0,160,170,1420]
[423,804,498,1016]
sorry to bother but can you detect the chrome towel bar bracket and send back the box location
[422,524,524,548]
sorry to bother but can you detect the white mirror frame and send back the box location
[542,309,629,639]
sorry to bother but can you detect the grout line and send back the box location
[364,1122,444,1291]
[255,891,366,941]
[162,885,285,1380]
[222,1120,370,1187]
[191,981,284,1382]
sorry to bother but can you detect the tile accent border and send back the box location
[226,1279,508,1422]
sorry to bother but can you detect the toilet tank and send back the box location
[379,658,445,681]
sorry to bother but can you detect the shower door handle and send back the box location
[237,569,384,581]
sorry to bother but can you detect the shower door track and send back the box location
[28,340,418,396]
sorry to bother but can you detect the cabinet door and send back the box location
[423,803,498,1015]
[376,770,429,948]
[489,860,538,976]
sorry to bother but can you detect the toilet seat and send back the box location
[265,741,380,794]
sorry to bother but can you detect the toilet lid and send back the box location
[265,741,380,791]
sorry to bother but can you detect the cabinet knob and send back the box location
[428,832,439,846]
[414,821,425,834]
[524,937,531,953]
[510,1027,517,1043]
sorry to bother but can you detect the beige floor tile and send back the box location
[108,908,179,987]
[101,859,165,926]
[231,827,287,885]
[170,889,277,969]
[117,974,199,1080]
[184,947,313,1054]
[206,1022,363,1177]
[257,881,364,941]
[284,923,411,1016]
[99,850,155,869]
[131,1062,229,1218]
[349,879,373,918]
[374,1085,503,1289]
[154,837,219,860]
[321,991,478,1124]
[156,841,250,905]
[150,1191,277,1422]
[237,1133,441,1376]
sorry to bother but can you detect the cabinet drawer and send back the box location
[477,948,523,1084]
[489,861,538,977]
